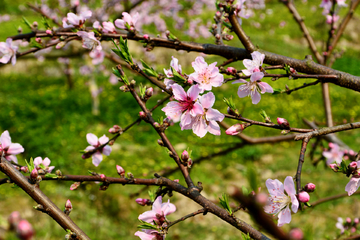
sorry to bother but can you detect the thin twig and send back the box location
[167,209,205,229]
[295,138,310,211]
[228,13,255,52]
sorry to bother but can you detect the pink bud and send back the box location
[145,87,153,98]
[16,220,34,240]
[225,123,244,135]
[289,228,304,240]
[344,155,349,160]
[349,150,355,156]
[35,37,41,43]
[346,217,352,223]
[139,111,146,119]
[8,211,21,230]
[255,193,268,205]
[153,122,160,128]
[135,198,150,206]
[65,199,72,210]
[351,227,356,233]
[100,174,106,181]
[70,182,81,190]
[227,67,236,74]
[143,34,149,40]
[116,165,125,176]
[354,218,359,224]
[329,163,338,170]
[109,125,121,133]
[329,142,335,148]
[21,166,29,173]
[45,29,52,35]
[304,183,316,192]
[298,191,310,203]
[277,117,290,128]
[188,158,193,168]
[187,78,193,85]
[173,179,179,183]
[349,161,358,170]
[30,168,38,180]
[181,150,189,162]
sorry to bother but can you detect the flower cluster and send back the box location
[336,217,359,234]
[233,51,273,104]
[319,0,347,24]
[33,157,55,173]
[323,142,344,165]
[135,196,176,240]
[0,38,18,66]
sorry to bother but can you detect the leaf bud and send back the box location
[64,199,73,215]
[157,139,164,147]
[187,158,193,168]
[145,87,153,98]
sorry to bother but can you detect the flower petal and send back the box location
[92,152,103,167]
[199,92,215,109]
[7,143,24,155]
[284,176,296,196]
[345,177,360,196]
[277,206,291,227]
[86,133,98,146]
[0,130,11,149]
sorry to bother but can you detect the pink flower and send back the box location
[345,161,360,196]
[62,11,92,28]
[163,56,182,89]
[76,31,101,50]
[138,196,176,225]
[233,72,273,104]
[336,217,345,233]
[93,21,116,33]
[242,51,265,76]
[183,92,225,138]
[0,38,18,65]
[33,157,55,173]
[135,230,164,240]
[188,56,224,92]
[337,0,347,7]
[326,14,340,24]
[161,84,203,123]
[89,47,104,65]
[225,123,245,135]
[136,198,150,206]
[289,228,304,240]
[84,133,112,167]
[0,130,24,164]
[320,0,332,15]
[264,176,299,227]
[115,12,139,30]
[323,143,344,165]
[45,30,52,35]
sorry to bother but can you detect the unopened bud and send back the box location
[100,174,106,181]
[45,29,52,35]
[215,11,222,19]
[181,150,189,162]
[349,161,358,170]
[145,87,153,98]
[32,21,38,28]
[139,111,147,120]
[277,117,290,129]
[99,184,109,191]
[187,78,193,85]
[354,218,359,224]
[227,67,237,74]
[225,123,244,135]
[329,163,338,171]
[222,34,234,41]
[35,37,41,43]
[165,30,170,38]
[163,117,171,127]
[173,179,179,183]
[346,217,352,223]
[55,169,62,176]
[8,211,21,230]
[298,191,310,203]
[187,158,193,168]
[127,172,134,178]
[70,182,81,191]
[30,168,38,180]
[143,34,149,40]
[18,26,23,34]
[215,34,221,40]
[157,139,164,146]
[64,199,73,215]
[153,122,161,129]
[130,79,136,87]
[20,166,29,173]
[135,198,150,206]
[304,183,316,192]
[227,107,238,116]
[116,165,125,177]
[289,228,304,240]
[119,85,129,92]
[16,220,34,240]
[109,125,121,134]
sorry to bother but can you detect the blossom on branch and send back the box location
[93,21,116,33]
[33,157,55,173]
[161,84,203,123]
[138,196,176,225]
[115,12,139,30]
[135,229,164,240]
[232,72,273,104]
[182,92,225,138]
[89,47,104,65]
[0,130,24,164]
[345,161,360,196]
[242,51,265,76]
[62,11,92,28]
[188,56,224,92]
[0,38,18,65]
[323,143,344,165]
[84,133,112,167]
[264,176,299,226]
[163,56,182,89]
[76,31,101,51]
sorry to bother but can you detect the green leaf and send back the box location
[242,186,249,196]
[141,59,159,78]
[219,193,232,215]
[223,96,237,109]
[22,16,32,30]
[29,39,43,49]
[41,16,51,29]
[148,190,156,202]
[170,67,186,84]
[246,163,258,193]
[139,83,146,98]
[137,220,158,230]
[272,88,282,95]
[25,157,35,172]
[44,173,58,178]
[304,202,312,207]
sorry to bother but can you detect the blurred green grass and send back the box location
[0,0,360,239]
